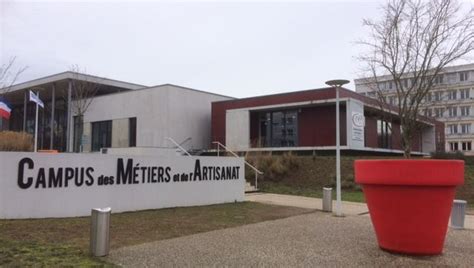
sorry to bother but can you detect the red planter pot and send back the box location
[354,160,464,255]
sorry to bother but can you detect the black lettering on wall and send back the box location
[235,167,240,180]
[18,157,34,189]
[35,168,46,188]
[215,167,221,180]
[65,168,74,187]
[75,167,84,187]
[193,160,201,181]
[202,167,208,181]
[157,167,164,182]
[48,167,63,188]
[165,167,171,182]
[85,167,94,186]
[117,158,133,184]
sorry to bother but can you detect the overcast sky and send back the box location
[1,0,473,98]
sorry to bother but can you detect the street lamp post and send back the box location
[325,79,350,217]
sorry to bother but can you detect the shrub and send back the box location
[430,151,465,160]
[245,152,299,182]
[0,131,33,151]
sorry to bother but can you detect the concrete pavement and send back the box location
[107,193,474,266]
[245,192,368,216]
[108,211,474,267]
[246,192,474,230]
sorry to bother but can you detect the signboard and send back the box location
[351,112,365,142]
[0,152,244,219]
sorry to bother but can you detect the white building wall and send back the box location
[225,109,250,151]
[76,85,231,152]
[421,126,436,153]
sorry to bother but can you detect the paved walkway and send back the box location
[246,192,368,215]
[246,192,474,230]
[108,212,474,267]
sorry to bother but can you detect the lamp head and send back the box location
[325,79,350,87]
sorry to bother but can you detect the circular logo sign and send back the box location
[352,113,365,127]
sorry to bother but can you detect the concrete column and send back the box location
[50,84,55,149]
[82,122,92,152]
[225,109,250,150]
[66,79,72,152]
[23,91,27,131]
[112,118,130,148]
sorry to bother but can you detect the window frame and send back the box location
[129,117,137,147]
[91,120,112,152]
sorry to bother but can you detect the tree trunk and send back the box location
[401,129,412,159]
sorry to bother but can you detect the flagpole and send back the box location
[34,92,39,152]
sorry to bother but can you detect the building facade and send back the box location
[1,72,443,155]
[211,87,444,155]
[0,72,232,153]
[354,63,474,155]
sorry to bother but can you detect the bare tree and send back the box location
[358,0,474,157]
[65,65,102,152]
[0,56,27,96]
[67,64,101,117]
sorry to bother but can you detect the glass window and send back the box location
[91,120,112,152]
[461,124,471,134]
[259,110,298,147]
[462,141,472,151]
[460,72,469,82]
[389,96,396,105]
[403,79,408,88]
[434,91,443,101]
[460,88,470,99]
[450,142,459,151]
[460,106,470,116]
[424,108,432,117]
[129,117,137,147]
[377,119,391,149]
[448,124,458,134]
[434,108,445,118]
[425,93,432,102]
[448,106,458,117]
[447,90,457,100]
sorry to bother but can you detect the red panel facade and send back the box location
[211,87,337,145]
[364,116,378,148]
[298,105,346,146]
[211,87,445,153]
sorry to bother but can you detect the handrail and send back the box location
[178,137,192,147]
[166,137,191,156]
[212,141,263,190]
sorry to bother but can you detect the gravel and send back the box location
[107,212,474,267]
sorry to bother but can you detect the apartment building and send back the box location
[354,63,474,155]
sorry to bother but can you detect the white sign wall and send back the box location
[346,99,365,150]
[0,152,245,219]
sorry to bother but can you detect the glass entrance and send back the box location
[258,110,298,147]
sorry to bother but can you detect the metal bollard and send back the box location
[322,187,333,212]
[90,207,111,257]
[451,200,467,229]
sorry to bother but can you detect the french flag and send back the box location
[0,98,12,120]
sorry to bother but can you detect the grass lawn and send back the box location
[260,181,365,203]
[252,155,474,205]
[0,202,311,266]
